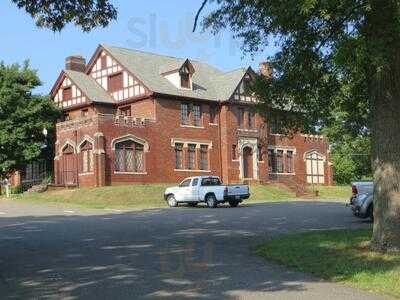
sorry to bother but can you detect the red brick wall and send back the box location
[54,96,333,188]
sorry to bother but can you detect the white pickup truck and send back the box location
[164,176,250,208]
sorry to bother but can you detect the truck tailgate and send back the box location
[226,185,249,196]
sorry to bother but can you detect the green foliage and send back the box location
[11,0,117,32]
[0,61,60,178]
[202,0,373,133]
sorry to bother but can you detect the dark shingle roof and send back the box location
[64,70,114,104]
[102,44,248,101]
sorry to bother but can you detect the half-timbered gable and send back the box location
[52,74,87,109]
[87,49,148,102]
[231,70,257,103]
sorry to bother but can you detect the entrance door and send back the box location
[243,146,253,179]
[62,144,76,185]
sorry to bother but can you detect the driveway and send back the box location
[0,199,386,300]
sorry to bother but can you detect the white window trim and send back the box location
[268,172,296,176]
[174,169,212,173]
[114,171,148,175]
[180,125,205,129]
[171,138,213,149]
[111,134,149,152]
[77,135,95,153]
[78,172,94,176]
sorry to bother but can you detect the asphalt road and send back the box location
[0,199,388,300]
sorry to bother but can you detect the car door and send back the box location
[175,178,192,201]
[190,178,199,201]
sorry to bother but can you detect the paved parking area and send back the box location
[0,199,386,300]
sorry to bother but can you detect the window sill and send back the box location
[232,159,239,162]
[180,125,204,129]
[238,128,258,132]
[79,172,94,176]
[114,171,147,175]
[268,172,296,176]
[209,123,218,126]
[269,133,286,136]
[174,169,211,173]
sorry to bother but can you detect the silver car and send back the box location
[350,192,374,220]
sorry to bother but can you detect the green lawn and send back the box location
[308,185,350,200]
[11,183,296,210]
[10,183,350,210]
[257,228,400,299]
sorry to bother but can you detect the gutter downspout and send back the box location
[218,102,224,182]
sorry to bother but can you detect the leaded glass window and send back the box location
[193,105,201,126]
[181,103,189,125]
[175,143,183,169]
[187,144,196,169]
[114,140,145,172]
[199,145,208,170]
[80,141,93,173]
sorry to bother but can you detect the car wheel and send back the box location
[229,200,239,207]
[188,202,198,207]
[206,194,217,208]
[167,195,178,207]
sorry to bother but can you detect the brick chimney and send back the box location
[259,61,272,78]
[65,55,86,72]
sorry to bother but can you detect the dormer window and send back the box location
[180,73,190,89]
[179,64,192,89]
[161,59,195,90]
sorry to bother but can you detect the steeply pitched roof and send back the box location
[101,44,249,101]
[64,70,114,104]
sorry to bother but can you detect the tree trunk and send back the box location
[366,0,400,252]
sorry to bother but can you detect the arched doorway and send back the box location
[62,144,76,185]
[243,146,253,179]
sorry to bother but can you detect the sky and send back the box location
[0,0,277,94]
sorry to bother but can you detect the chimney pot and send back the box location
[65,55,86,72]
[259,62,272,78]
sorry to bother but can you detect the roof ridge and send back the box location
[102,44,225,73]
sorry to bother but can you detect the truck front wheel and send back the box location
[167,195,178,207]
[205,194,217,208]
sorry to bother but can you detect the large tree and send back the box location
[11,0,117,31]
[200,0,400,252]
[0,61,60,179]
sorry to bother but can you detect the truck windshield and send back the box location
[201,177,221,186]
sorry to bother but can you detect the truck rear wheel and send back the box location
[206,194,217,208]
[229,200,239,207]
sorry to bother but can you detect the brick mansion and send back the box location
[48,44,332,188]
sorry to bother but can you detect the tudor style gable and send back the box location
[231,70,256,103]
[87,48,148,102]
[52,74,87,109]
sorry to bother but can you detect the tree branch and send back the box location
[193,0,208,32]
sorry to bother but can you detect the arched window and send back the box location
[115,141,144,173]
[80,141,93,173]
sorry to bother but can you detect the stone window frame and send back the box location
[111,134,149,175]
[171,138,212,173]
[77,136,95,175]
[267,146,297,176]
